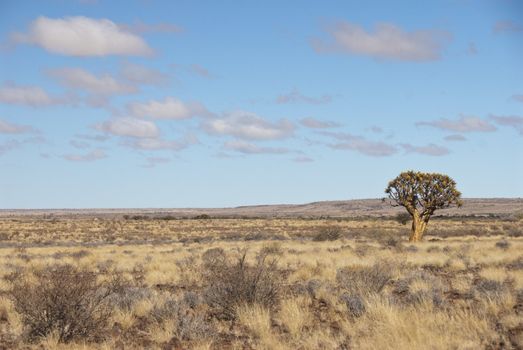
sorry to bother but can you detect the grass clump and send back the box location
[336,260,395,296]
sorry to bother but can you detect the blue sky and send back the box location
[0,0,522,209]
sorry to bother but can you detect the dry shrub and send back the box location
[473,278,507,298]
[495,239,510,250]
[395,212,411,225]
[336,260,394,297]
[340,293,366,317]
[391,270,446,308]
[107,286,153,311]
[149,294,213,342]
[9,264,119,343]
[203,249,282,320]
[313,226,342,241]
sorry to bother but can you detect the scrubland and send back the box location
[0,215,522,349]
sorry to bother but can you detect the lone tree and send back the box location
[384,171,462,242]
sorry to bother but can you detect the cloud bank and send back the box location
[128,97,209,120]
[203,111,294,140]
[416,115,496,132]
[13,16,153,56]
[313,21,451,61]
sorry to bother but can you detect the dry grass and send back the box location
[0,215,522,348]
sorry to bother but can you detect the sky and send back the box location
[0,0,522,209]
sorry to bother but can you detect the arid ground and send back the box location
[0,199,522,349]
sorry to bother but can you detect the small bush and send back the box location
[107,286,153,311]
[149,296,213,341]
[395,213,411,225]
[202,248,227,270]
[203,250,282,320]
[313,226,342,241]
[339,293,365,317]
[336,260,394,296]
[495,239,511,250]
[473,278,506,297]
[306,279,322,298]
[406,245,419,253]
[9,264,119,343]
[193,214,211,220]
[259,242,284,256]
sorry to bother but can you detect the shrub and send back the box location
[395,213,411,225]
[336,260,394,296]
[149,295,213,341]
[306,279,323,298]
[259,242,283,256]
[473,278,506,298]
[406,245,419,253]
[202,248,227,270]
[390,270,446,308]
[107,286,153,311]
[9,264,118,343]
[495,239,511,250]
[339,293,365,317]
[193,214,211,220]
[313,226,342,241]
[203,250,282,320]
[380,234,403,249]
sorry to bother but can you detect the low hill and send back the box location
[1,198,522,219]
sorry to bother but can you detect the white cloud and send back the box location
[119,62,169,86]
[444,134,467,142]
[0,83,60,107]
[276,89,333,104]
[369,126,383,133]
[13,16,153,56]
[142,157,170,168]
[511,95,523,103]
[300,117,340,129]
[0,137,48,156]
[203,110,294,140]
[293,156,314,162]
[122,21,183,34]
[75,133,109,142]
[400,143,450,156]
[416,115,497,132]
[69,140,90,149]
[322,131,397,157]
[0,119,34,134]
[189,64,214,79]
[224,140,289,154]
[313,21,450,61]
[490,115,523,135]
[124,137,192,151]
[467,42,478,55]
[63,149,106,162]
[493,20,522,34]
[96,118,159,138]
[0,140,20,155]
[49,68,137,95]
[128,97,208,120]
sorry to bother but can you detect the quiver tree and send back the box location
[384,171,462,242]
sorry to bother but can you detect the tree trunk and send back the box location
[409,211,427,242]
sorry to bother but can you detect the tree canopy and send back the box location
[385,171,462,241]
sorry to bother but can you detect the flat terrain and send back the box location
[0,200,522,349]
